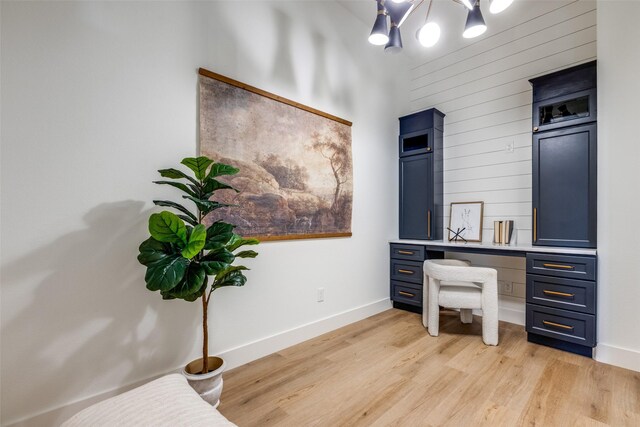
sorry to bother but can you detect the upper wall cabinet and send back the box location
[531,61,597,133]
[530,61,597,248]
[399,108,444,240]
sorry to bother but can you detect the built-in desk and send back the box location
[389,240,598,357]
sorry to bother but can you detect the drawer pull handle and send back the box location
[543,320,574,331]
[398,250,414,255]
[543,263,575,270]
[543,290,575,298]
[399,291,415,297]
[398,269,415,275]
[427,210,431,239]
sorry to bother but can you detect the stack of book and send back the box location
[493,220,515,245]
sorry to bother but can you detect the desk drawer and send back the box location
[391,281,422,307]
[390,244,425,261]
[390,260,423,284]
[527,274,596,314]
[526,304,595,347]
[526,253,596,280]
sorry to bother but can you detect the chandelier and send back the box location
[368,0,515,53]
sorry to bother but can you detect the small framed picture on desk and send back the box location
[448,201,484,242]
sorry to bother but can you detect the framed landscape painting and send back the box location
[198,68,353,241]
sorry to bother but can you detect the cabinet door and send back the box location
[399,154,433,239]
[399,129,433,157]
[533,124,597,248]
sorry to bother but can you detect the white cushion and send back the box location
[61,374,236,427]
[439,286,482,309]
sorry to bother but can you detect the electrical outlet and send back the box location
[498,281,513,295]
[505,142,514,153]
[317,287,325,302]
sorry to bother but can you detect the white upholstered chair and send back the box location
[423,259,499,346]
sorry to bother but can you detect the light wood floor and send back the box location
[218,309,640,426]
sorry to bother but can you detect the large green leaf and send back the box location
[153,200,197,225]
[181,224,206,259]
[144,254,189,291]
[201,178,238,197]
[137,237,174,266]
[149,211,187,244]
[177,215,198,227]
[158,168,199,186]
[153,181,197,198]
[165,263,206,299]
[235,250,258,258]
[181,157,213,180]
[226,234,260,252]
[200,248,235,275]
[204,221,235,250]
[182,195,231,216]
[213,266,249,289]
[207,163,239,178]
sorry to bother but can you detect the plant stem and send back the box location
[198,194,209,375]
[202,291,208,374]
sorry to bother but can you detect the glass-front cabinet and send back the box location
[533,88,596,133]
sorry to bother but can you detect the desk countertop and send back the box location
[390,239,597,256]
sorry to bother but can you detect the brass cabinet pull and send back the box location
[533,126,539,132]
[426,147,432,152]
[398,250,414,255]
[533,208,537,242]
[398,269,415,275]
[427,210,432,239]
[543,290,575,298]
[543,263,575,270]
[543,320,574,331]
[398,291,415,297]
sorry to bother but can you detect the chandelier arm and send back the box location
[450,0,472,8]
[400,0,426,25]
[423,0,434,23]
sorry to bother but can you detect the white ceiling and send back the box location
[337,0,580,65]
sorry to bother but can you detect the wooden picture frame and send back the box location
[198,68,353,242]
[448,201,484,242]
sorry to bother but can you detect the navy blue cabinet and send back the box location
[530,61,597,249]
[400,154,433,239]
[532,124,597,248]
[398,108,444,240]
[525,253,597,356]
[527,61,598,356]
[389,243,443,311]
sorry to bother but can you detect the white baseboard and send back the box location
[594,343,640,372]
[218,298,392,370]
[471,296,526,326]
[498,305,526,326]
[7,298,392,427]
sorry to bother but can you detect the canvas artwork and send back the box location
[198,69,353,241]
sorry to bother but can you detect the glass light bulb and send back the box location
[417,22,441,47]
[490,0,514,14]
[369,33,389,46]
[463,24,487,38]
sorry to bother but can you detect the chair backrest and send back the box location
[424,259,497,284]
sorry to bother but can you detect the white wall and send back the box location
[0,2,409,425]
[595,1,640,372]
[404,1,597,320]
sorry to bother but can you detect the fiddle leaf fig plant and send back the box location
[137,156,258,374]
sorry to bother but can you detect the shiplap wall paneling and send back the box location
[406,1,597,307]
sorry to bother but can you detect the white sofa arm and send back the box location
[61,374,236,427]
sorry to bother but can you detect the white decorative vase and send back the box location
[182,356,226,408]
